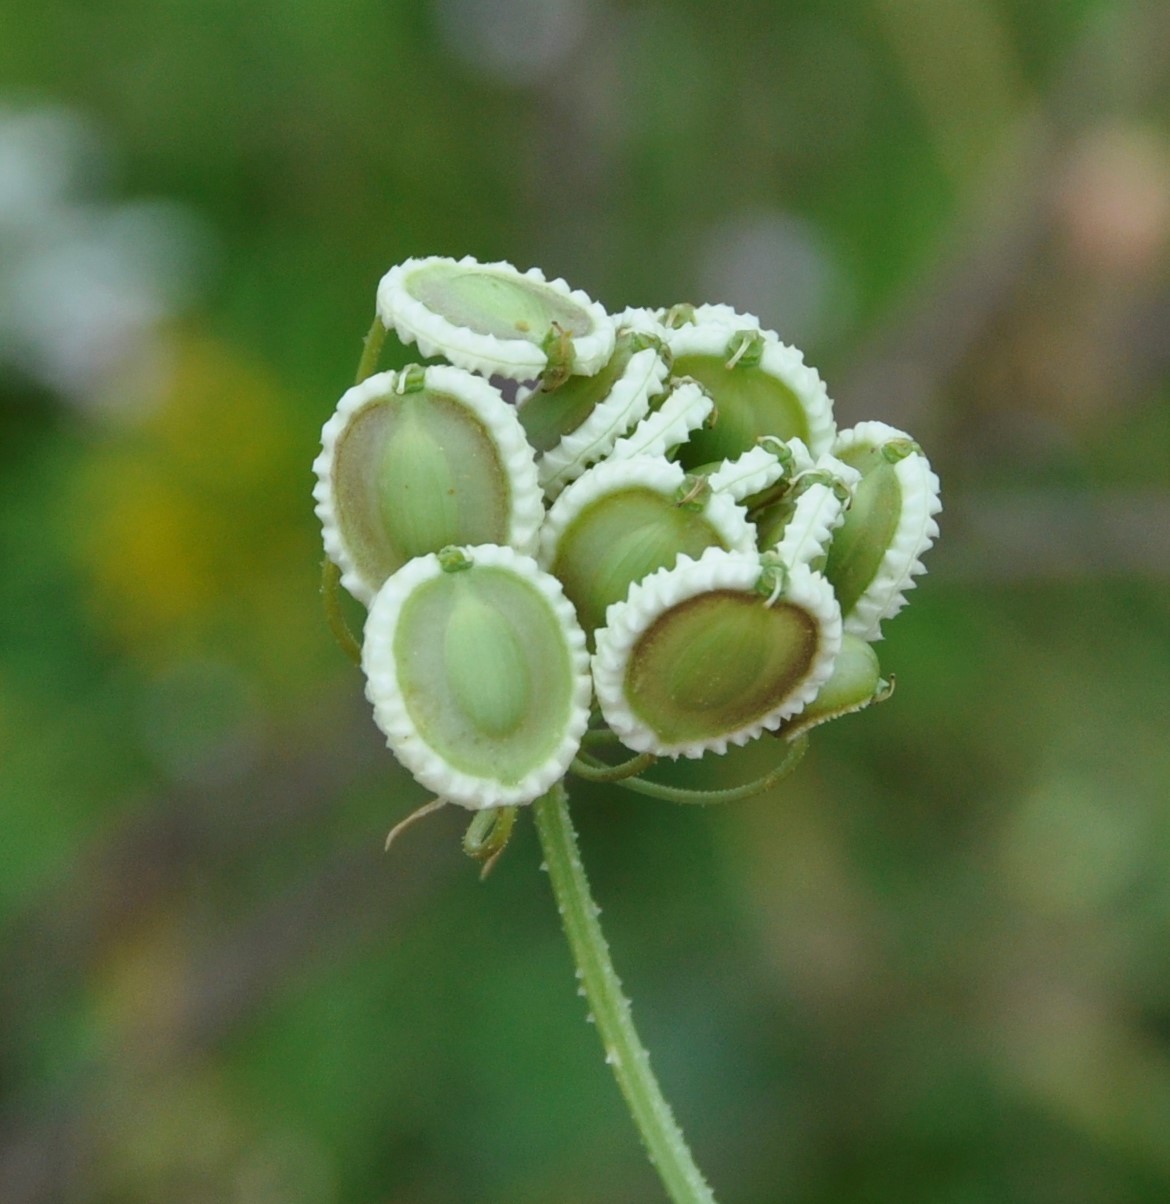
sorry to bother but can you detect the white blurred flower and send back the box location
[0,104,212,414]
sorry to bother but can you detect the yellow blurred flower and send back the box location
[68,330,331,698]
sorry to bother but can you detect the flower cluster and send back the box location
[313,256,940,811]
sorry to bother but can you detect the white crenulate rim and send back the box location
[376,255,616,381]
[361,544,593,810]
[832,421,942,641]
[538,455,756,572]
[312,364,543,607]
[607,379,714,462]
[592,546,843,759]
[611,306,671,339]
[770,454,861,567]
[704,445,787,502]
[666,322,836,457]
[663,302,767,338]
[535,344,670,499]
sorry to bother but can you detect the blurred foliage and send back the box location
[3,0,1170,1201]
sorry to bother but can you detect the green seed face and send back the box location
[624,591,819,745]
[752,497,797,551]
[393,567,576,785]
[333,391,512,589]
[405,261,595,344]
[674,353,810,467]
[824,444,902,617]
[787,632,881,734]
[519,331,639,454]
[551,488,728,637]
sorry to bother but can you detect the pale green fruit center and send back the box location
[824,444,902,617]
[624,591,819,744]
[406,262,594,343]
[394,567,575,785]
[378,408,462,556]
[333,391,511,591]
[551,488,728,638]
[673,353,809,467]
[443,588,531,738]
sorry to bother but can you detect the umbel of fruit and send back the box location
[314,255,941,809]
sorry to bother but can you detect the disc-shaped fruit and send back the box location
[756,455,859,569]
[313,365,542,605]
[667,324,836,466]
[362,546,591,809]
[592,548,842,758]
[377,255,615,381]
[823,422,941,640]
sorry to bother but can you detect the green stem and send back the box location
[355,314,387,384]
[581,727,623,747]
[532,784,717,1204]
[570,751,657,782]
[321,558,362,666]
[577,736,808,806]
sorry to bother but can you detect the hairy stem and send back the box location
[532,783,717,1204]
[355,314,387,384]
[569,751,658,782]
[578,735,808,805]
[321,558,362,665]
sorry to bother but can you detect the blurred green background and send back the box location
[3,1,1170,1201]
